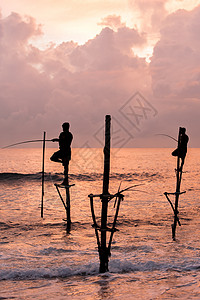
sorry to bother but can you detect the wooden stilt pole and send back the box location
[63,163,71,231]
[164,127,187,240]
[41,131,46,218]
[108,194,123,252]
[88,115,135,273]
[89,194,101,249]
[172,127,182,240]
[99,115,111,273]
[55,183,75,232]
[66,182,71,232]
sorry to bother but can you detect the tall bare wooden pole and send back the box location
[89,115,131,272]
[41,131,46,218]
[172,127,181,240]
[66,180,71,232]
[100,115,111,273]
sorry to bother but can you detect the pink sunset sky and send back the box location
[1,0,200,148]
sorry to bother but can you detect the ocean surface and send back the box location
[0,147,200,299]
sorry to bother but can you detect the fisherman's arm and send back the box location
[52,132,65,143]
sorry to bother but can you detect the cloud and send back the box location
[1,0,131,45]
[149,5,200,146]
[129,0,168,32]
[98,15,126,30]
[69,26,146,70]
[151,6,200,100]
[0,12,41,48]
[0,12,150,147]
[1,4,200,149]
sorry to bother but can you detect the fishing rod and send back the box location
[1,139,53,149]
[155,134,178,142]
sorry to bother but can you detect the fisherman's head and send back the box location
[62,122,70,131]
[180,127,186,134]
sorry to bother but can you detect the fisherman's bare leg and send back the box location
[62,160,69,185]
[180,157,185,172]
[50,150,63,163]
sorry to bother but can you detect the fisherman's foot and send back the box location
[61,181,69,186]
[52,159,63,163]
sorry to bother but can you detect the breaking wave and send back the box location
[0,171,163,183]
[1,258,199,281]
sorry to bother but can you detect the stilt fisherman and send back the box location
[172,127,189,170]
[50,122,73,185]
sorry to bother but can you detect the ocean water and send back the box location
[0,147,200,299]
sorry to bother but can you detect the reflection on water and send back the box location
[96,275,112,300]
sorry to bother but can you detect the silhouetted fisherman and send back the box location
[172,127,189,169]
[50,122,73,185]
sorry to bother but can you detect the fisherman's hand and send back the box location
[51,138,58,142]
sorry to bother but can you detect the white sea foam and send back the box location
[1,257,200,281]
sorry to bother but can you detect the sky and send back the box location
[1,0,200,148]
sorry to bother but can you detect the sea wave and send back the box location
[0,258,199,280]
[0,171,163,182]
